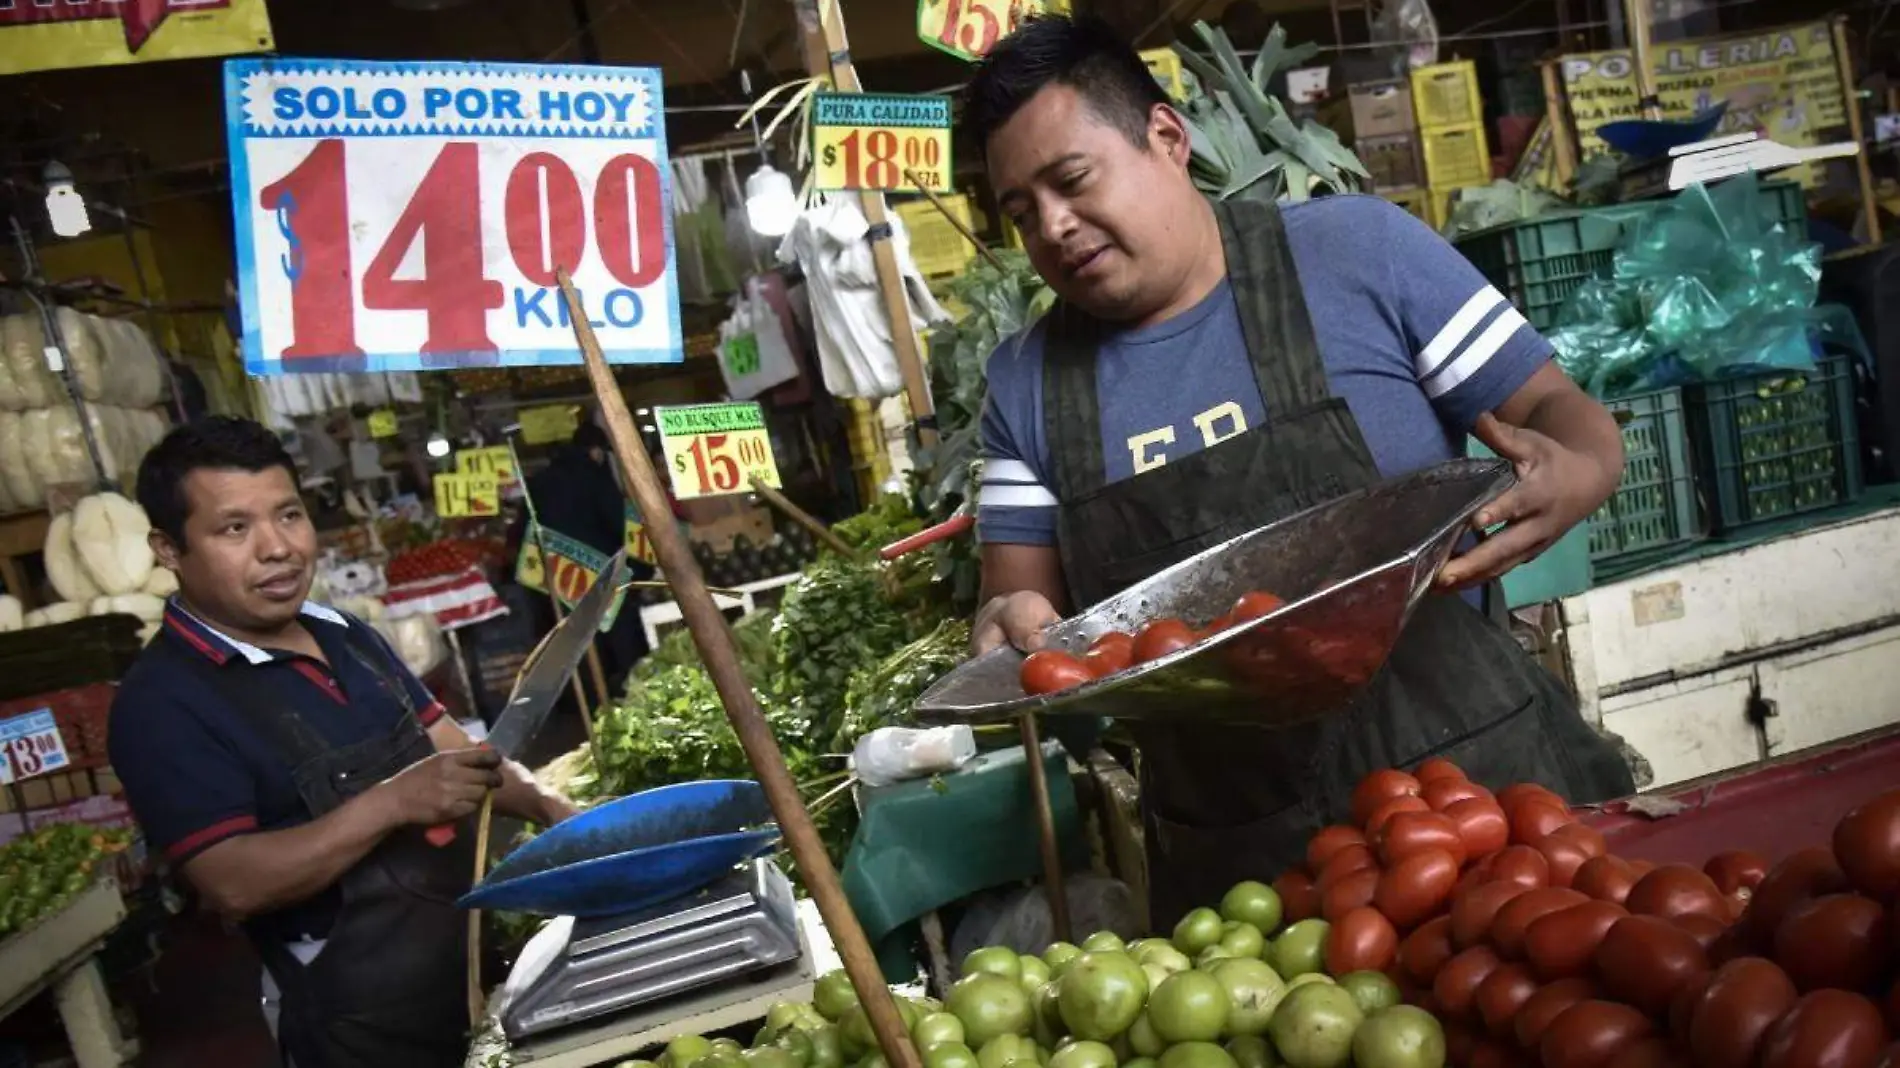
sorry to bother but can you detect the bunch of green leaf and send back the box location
[829,493,925,554]
[835,617,972,750]
[1173,21,1370,203]
[633,608,779,684]
[768,557,914,741]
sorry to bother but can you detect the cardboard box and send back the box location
[1360,132,1424,190]
[686,495,776,555]
[1349,80,1416,139]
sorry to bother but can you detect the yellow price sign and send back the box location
[812,93,954,195]
[918,0,1066,62]
[455,446,516,484]
[624,519,658,564]
[367,409,399,438]
[434,473,500,519]
[655,402,782,501]
[517,539,546,592]
[520,405,580,446]
[1141,47,1186,99]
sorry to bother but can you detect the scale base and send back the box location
[500,859,804,1045]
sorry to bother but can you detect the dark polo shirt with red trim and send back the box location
[108,599,446,944]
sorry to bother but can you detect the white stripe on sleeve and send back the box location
[979,482,1060,509]
[1423,306,1529,399]
[1415,286,1507,380]
[983,459,1041,484]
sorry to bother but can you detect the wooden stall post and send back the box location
[556,273,923,1068]
[1625,0,1661,122]
[1540,61,1579,187]
[1018,714,1072,944]
[1831,16,1884,245]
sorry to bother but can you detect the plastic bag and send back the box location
[851,725,977,787]
[0,411,38,508]
[949,874,1144,964]
[716,278,802,400]
[3,314,61,411]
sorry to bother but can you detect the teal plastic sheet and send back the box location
[842,743,1090,982]
[1549,173,1829,398]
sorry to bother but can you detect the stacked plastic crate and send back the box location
[1350,79,1428,223]
[1410,61,1491,229]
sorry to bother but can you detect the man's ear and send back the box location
[149,529,182,572]
[1149,103,1192,168]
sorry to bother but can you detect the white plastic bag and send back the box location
[716,278,801,400]
[0,411,38,508]
[851,725,977,787]
[3,314,61,411]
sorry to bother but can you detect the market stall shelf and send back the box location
[0,879,134,1068]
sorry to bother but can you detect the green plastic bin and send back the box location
[1591,387,1702,569]
[1687,353,1864,534]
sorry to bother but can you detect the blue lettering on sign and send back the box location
[539,90,571,122]
[536,90,643,124]
[272,86,409,122]
[305,87,342,120]
[423,86,452,117]
[603,289,643,328]
[492,88,525,120]
[514,288,554,329]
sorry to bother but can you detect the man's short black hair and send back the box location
[136,416,299,545]
[961,14,1169,156]
[572,421,611,453]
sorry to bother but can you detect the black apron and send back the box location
[150,624,475,1068]
[1041,197,1634,928]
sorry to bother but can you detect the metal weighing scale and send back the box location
[464,780,818,1065]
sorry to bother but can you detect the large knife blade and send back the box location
[426,551,629,846]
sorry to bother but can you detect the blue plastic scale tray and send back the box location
[459,779,780,917]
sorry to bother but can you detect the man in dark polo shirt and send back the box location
[109,417,575,1068]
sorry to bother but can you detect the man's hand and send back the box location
[1439,413,1618,590]
[972,590,1063,655]
[374,748,502,827]
[497,757,578,828]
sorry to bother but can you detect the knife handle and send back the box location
[425,823,457,847]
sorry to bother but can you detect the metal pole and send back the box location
[557,270,922,1068]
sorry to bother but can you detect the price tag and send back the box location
[434,472,501,518]
[917,0,1067,62]
[516,522,627,628]
[812,93,954,195]
[367,408,399,437]
[0,709,69,785]
[655,402,783,500]
[224,58,684,376]
[1140,47,1186,99]
[624,518,657,565]
[520,405,580,446]
[455,446,517,484]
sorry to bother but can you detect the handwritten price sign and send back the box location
[655,402,782,500]
[520,404,580,446]
[812,93,953,195]
[0,709,69,785]
[434,473,501,518]
[917,0,1067,62]
[455,446,517,484]
[224,58,683,375]
[516,522,626,628]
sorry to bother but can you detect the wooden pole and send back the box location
[902,171,1007,272]
[556,271,922,1068]
[749,474,860,558]
[466,794,495,1027]
[792,0,938,450]
[1018,715,1072,944]
[1540,61,1578,188]
[1831,16,1884,245]
[1624,0,1661,121]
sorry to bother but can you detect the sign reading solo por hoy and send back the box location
[223,59,682,375]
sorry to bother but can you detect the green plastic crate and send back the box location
[1591,387,1702,567]
[1687,353,1864,534]
[1453,182,1808,331]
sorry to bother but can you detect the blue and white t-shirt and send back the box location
[977,195,1549,546]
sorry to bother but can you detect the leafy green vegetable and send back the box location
[835,618,972,750]
[770,557,916,743]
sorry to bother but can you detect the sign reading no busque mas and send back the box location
[223,58,682,375]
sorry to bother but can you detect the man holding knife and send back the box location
[964,17,1634,925]
[110,417,575,1068]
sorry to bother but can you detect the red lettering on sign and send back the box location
[0,0,229,53]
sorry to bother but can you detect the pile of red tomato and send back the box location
[1264,759,1900,1068]
[385,537,500,586]
[1019,592,1289,696]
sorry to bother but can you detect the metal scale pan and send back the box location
[913,459,1514,727]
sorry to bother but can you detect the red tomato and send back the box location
[1773,893,1893,993]
[1741,847,1850,949]
[1083,632,1135,677]
[1508,798,1574,846]
[1367,796,1433,834]
[1452,881,1529,949]
[1604,1038,1686,1068]
[1705,850,1771,896]
[1328,906,1400,974]
[1434,945,1505,1021]
[1424,777,1495,811]
[1491,887,1589,960]
[1674,913,1727,952]
[1471,1040,1531,1068]
[1691,957,1801,1068]
[1376,848,1462,930]
[1760,990,1889,1068]
[1322,867,1382,922]
[1275,869,1321,923]
[1416,757,1468,786]
[1399,915,1455,983]
[1020,650,1094,695]
[1516,977,1603,1049]
[1670,972,1715,1047]
[1626,864,1729,924]
[1594,914,1708,1015]
[1524,901,1629,981]
[1376,810,1469,868]
[1475,963,1540,1038]
[1353,769,1425,827]
[1573,855,1640,905]
[1489,845,1553,890]
[1307,825,1370,875]
[1498,782,1566,810]
[1230,590,1287,623]
[1540,1001,1655,1068]
[1317,844,1378,892]
[1131,619,1197,663]
[1833,789,1900,901]
[1535,833,1595,890]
